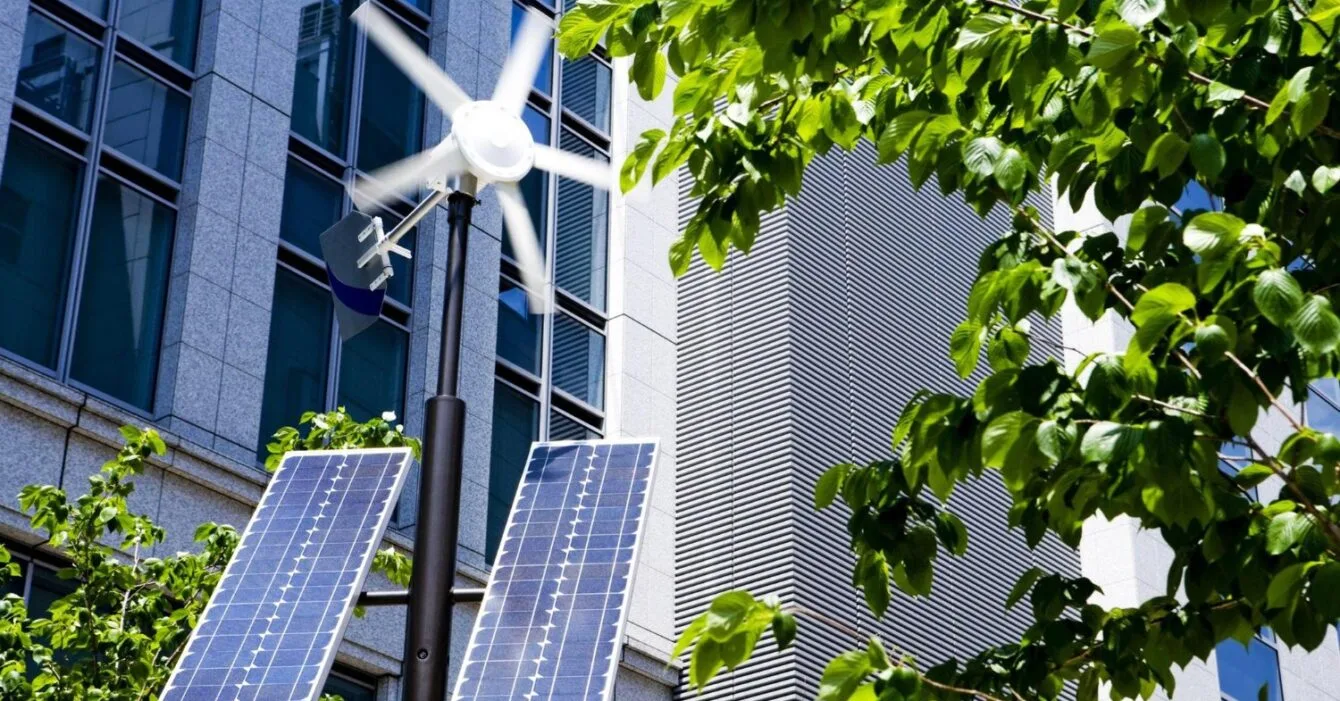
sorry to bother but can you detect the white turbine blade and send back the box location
[495,182,549,313]
[533,145,614,190]
[351,141,462,211]
[493,7,551,114]
[353,2,471,117]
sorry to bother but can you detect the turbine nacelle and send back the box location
[452,101,536,184]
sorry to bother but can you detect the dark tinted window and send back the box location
[69,178,174,410]
[0,131,82,369]
[357,33,425,172]
[496,278,541,374]
[549,411,597,440]
[257,270,333,457]
[279,159,344,257]
[17,14,99,131]
[502,106,550,263]
[336,320,407,422]
[1216,636,1282,701]
[486,383,538,562]
[103,61,189,180]
[560,57,610,132]
[291,0,355,154]
[117,0,200,67]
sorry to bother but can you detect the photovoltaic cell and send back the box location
[453,439,659,701]
[162,448,413,701]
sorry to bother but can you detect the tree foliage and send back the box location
[0,410,417,699]
[562,0,1340,697]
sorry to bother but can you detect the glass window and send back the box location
[27,566,76,619]
[357,33,425,173]
[103,61,189,180]
[553,130,608,309]
[486,383,538,563]
[291,0,355,154]
[279,159,344,257]
[550,313,603,409]
[117,0,200,68]
[1307,379,1340,436]
[496,278,541,374]
[336,320,407,422]
[1216,635,1282,701]
[0,130,82,370]
[257,269,333,458]
[549,410,597,440]
[17,14,99,132]
[560,57,611,133]
[502,106,550,264]
[511,3,552,95]
[322,669,377,701]
[68,178,174,410]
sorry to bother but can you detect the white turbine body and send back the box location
[349,2,612,311]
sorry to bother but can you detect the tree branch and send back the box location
[1224,351,1304,433]
[977,0,1340,140]
[787,604,1013,701]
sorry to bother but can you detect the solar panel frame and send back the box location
[453,438,660,701]
[162,447,413,701]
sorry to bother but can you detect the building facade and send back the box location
[0,0,680,697]
[675,144,1080,698]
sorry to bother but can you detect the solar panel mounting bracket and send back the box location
[354,179,456,289]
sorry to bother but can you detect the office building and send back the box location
[0,0,679,697]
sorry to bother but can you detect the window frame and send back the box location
[497,0,613,442]
[2,0,195,417]
[1216,628,1284,701]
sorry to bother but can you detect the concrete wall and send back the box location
[1056,190,1340,701]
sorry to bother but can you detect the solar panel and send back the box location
[453,439,660,701]
[162,448,413,701]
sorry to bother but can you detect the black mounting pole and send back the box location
[403,182,477,701]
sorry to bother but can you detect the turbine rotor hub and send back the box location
[452,101,534,183]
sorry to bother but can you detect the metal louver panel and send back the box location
[675,143,1077,700]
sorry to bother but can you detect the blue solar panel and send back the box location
[453,439,659,701]
[162,448,413,701]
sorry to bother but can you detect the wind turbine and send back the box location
[345,2,613,312]
[315,6,616,701]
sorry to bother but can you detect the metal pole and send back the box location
[403,178,478,701]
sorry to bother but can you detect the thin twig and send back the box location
[787,605,1012,701]
[1290,0,1335,44]
[1224,351,1305,433]
[1134,394,1209,419]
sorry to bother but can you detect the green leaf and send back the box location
[1254,269,1304,327]
[1312,563,1340,620]
[1183,212,1244,256]
[934,511,969,556]
[620,129,665,193]
[962,137,1004,177]
[1266,511,1316,555]
[815,465,847,510]
[1312,166,1340,194]
[1285,170,1308,195]
[1267,563,1307,608]
[1207,81,1245,103]
[557,10,607,57]
[1087,25,1141,70]
[1188,134,1225,180]
[818,651,875,701]
[993,147,1028,192]
[1118,0,1164,27]
[632,44,667,101]
[1006,566,1042,609]
[877,111,930,163]
[950,321,985,378]
[955,14,1010,51]
[982,411,1037,468]
[1127,205,1170,251]
[1291,295,1340,354]
[1080,421,1141,463]
[705,591,755,639]
[1131,283,1196,327]
[771,609,797,649]
[1142,132,1188,179]
[1291,87,1330,137]
[673,71,713,116]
